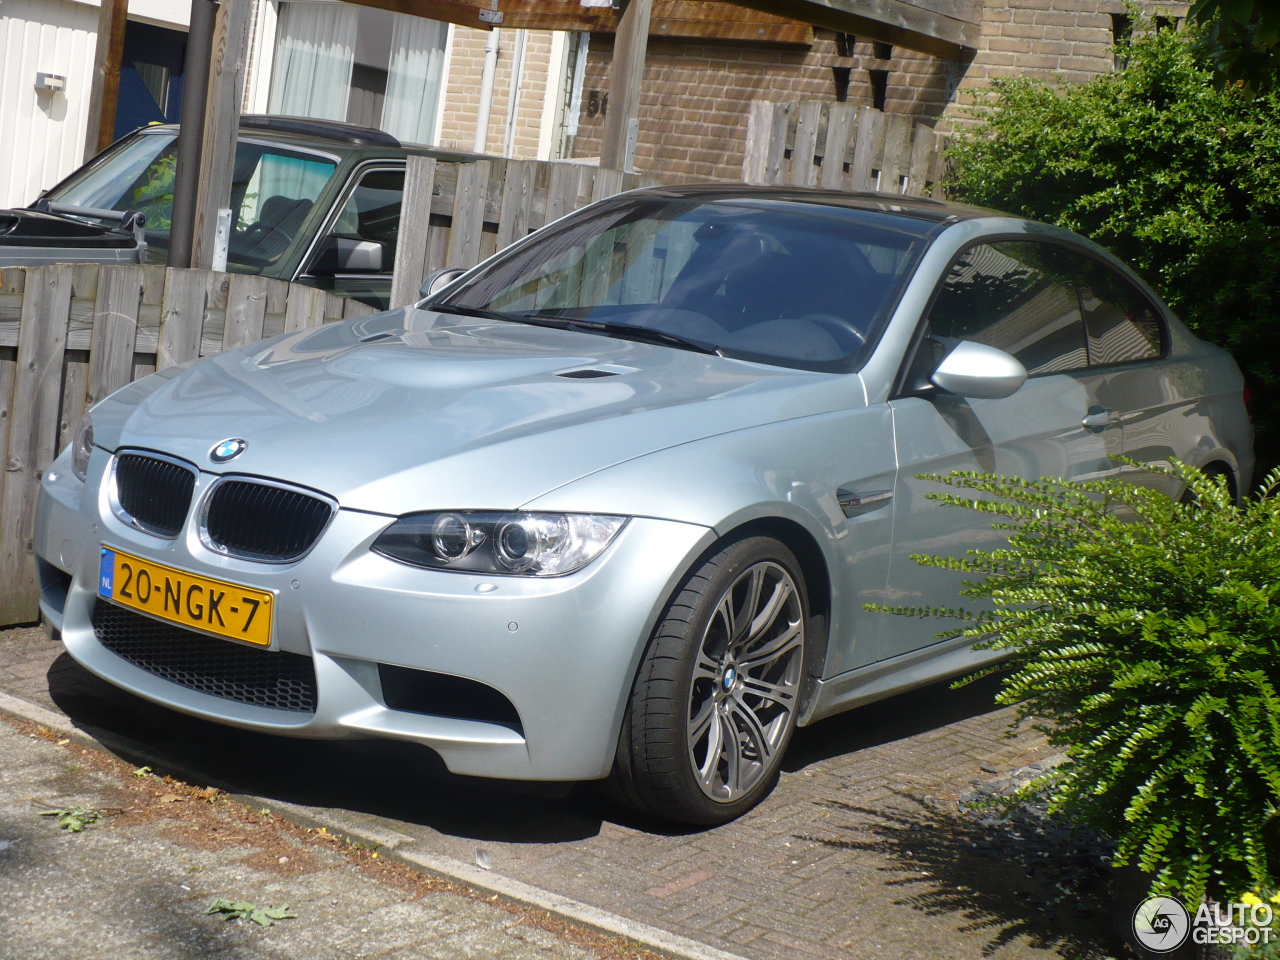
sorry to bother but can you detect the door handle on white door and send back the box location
[1082,404,1118,433]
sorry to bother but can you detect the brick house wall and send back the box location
[437,25,561,159]
[565,0,1189,182]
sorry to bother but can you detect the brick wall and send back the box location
[563,0,1187,181]
[438,26,557,159]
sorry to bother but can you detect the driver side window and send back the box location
[929,241,1088,375]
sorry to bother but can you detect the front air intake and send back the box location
[112,452,198,538]
[202,479,334,563]
[92,601,317,713]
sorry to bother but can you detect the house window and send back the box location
[268,1,447,145]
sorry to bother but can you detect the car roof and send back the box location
[615,182,1010,227]
[131,115,486,164]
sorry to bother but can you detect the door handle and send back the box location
[1081,405,1118,433]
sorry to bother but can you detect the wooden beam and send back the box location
[83,0,129,160]
[337,0,974,52]
[494,1,813,43]
[600,0,653,171]
[336,0,500,30]
[341,0,812,44]
[190,0,251,271]
[728,0,980,56]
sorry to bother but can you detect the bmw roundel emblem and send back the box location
[210,438,247,463]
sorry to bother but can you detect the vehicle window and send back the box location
[929,241,1088,375]
[443,198,930,372]
[323,168,404,267]
[1076,259,1166,365]
[227,145,338,270]
[46,133,339,273]
[46,133,179,248]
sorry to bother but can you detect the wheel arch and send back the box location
[711,515,834,725]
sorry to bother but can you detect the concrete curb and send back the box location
[0,689,750,960]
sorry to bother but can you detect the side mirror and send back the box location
[419,266,467,300]
[309,237,385,276]
[930,340,1027,399]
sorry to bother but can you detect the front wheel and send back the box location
[612,537,808,825]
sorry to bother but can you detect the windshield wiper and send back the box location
[424,302,514,323]
[512,311,721,355]
[31,200,148,251]
[434,306,722,357]
[557,319,722,356]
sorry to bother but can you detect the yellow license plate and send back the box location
[98,546,274,647]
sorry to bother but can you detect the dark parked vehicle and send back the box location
[0,116,480,310]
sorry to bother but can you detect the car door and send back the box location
[297,163,405,311]
[1073,257,1178,497]
[880,239,1123,662]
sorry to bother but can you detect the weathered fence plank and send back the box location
[222,275,269,351]
[389,156,438,309]
[86,265,143,408]
[0,265,73,624]
[745,99,945,198]
[821,102,858,190]
[446,160,492,270]
[156,268,208,369]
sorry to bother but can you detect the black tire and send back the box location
[611,536,809,826]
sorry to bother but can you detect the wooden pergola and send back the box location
[86,0,981,270]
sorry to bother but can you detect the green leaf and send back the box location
[205,898,296,927]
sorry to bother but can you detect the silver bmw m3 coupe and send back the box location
[35,186,1252,825]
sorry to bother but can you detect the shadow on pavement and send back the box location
[798,791,1119,959]
[45,652,605,845]
[783,670,1011,773]
[46,651,1015,844]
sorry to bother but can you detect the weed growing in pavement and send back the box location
[40,806,102,832]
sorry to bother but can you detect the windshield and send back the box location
[440,196,930,372]
[46,132,339,272]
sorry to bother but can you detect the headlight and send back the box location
[373,512,627,577]
[70,415,94,481]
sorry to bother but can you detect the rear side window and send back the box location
[928,241,1088,375]
[1076,259,1166,365]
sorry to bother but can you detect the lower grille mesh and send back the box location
[92,601,317,713]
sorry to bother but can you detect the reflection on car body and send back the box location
[35,185,1252,825]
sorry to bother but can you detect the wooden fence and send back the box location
[387,157,661,308]
[742,100,948,198]
[0,158,658,625]
[0,264,380,625]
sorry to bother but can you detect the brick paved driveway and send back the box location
[0,625,1114,959]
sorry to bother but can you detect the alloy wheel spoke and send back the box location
[692,649,720,683]
[739,673,796,708]
[740,621,802,671]
[733,566,766,642]
[720,713,743,795]
[728,696,776,766]
[689,697,716,743]
[696,704,725,788]
[744,578,792,646]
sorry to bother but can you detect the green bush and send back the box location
[873,462,1280,905]
[945,25,1280,465]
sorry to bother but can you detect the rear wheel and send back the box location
[612,537,808,825]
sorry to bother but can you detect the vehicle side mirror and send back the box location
[930,340,1027,399]
[309,237,385,276]
[419,266,467,300]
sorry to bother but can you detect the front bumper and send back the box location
[35,447,713,780]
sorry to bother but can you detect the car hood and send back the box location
[97,307,865,515]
